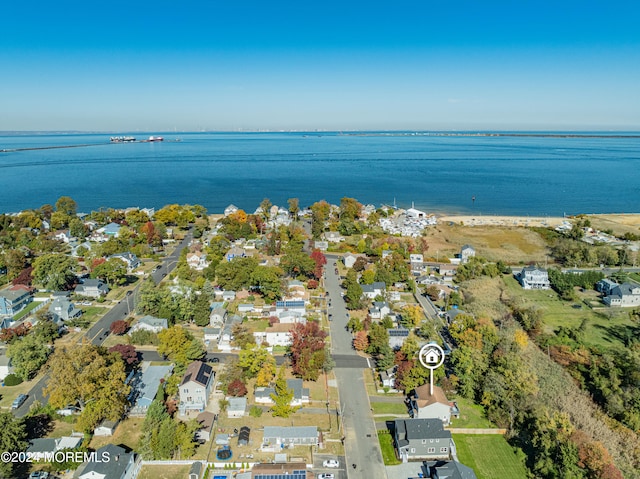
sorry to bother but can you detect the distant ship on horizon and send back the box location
[110,136,136,143]
[147,136,164,142]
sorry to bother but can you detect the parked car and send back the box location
[322,459,339,468]
[318,474,335,479]
[56,406,80,416]
[12,394,27,409]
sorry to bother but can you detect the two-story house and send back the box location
[75,279,110,298]
[48,297,82,323]
[0,286,34,317]
[394,418,452,462]
[179,361,214,415]
[516,266,551,290]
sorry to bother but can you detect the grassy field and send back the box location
[371,401,408,415]
[450,396,494,429]
[423,224,550,264]
[585,214,640,237]
[378,430,401,465]
[453,434,528,479]
[137,464,192,479]
[501,275,634,349]
[89,417,143,451]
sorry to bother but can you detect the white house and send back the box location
[343,253,358,269]
[210,307,227,326]
[603,283,640,307]
[187,252,209,271]
[227,397,247,418]
[108,252,140,272]
[74,279,109,298]
[0,355,13,382]
[369,301,391,320]
[516,266,551,290]
[361,282,386,299]
[460,245,476,264]
[408,384,457,426]
[253,323,294,347]
[129,315,168,334]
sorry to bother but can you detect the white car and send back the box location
[318,474,334,479]
[322,459,339,468]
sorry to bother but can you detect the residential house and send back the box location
[516,266,551,290]
[370,301,391,320]
[361,281,386,299]
[187,252,209,271]
[188,462,205,479]
[380,366,397,389]
[74,444,136,479]
[227,396,247,418]
[179,360,214,415]
[410,254,425,275]
[238,303,255,314]
[218,314,242,351]
[343,253,358,269]
[222,290,236,302]
[53,230,75,244]
[224,204,239,217]
[262,426,319,448]
[203,327,220,343]
[603,283,640,307]
[409,384,457,425]
[438,264,458,277]
[71,241,93,257]
[27,435,83,461]
[251,463,313,479]
[196,411,216,442]
[129,364,173,416]
[93,419,119,436]
[410,460,478,479]
[460,245,476,264]
[275,300,306,318]
[97,222,121,237]
[225,246,246,262]
[253,323,294,347]
[109,252,141,272]
[255,378,309,407]
[0,286,34,317]
[394,418,452,462]
[210,306,228,326]
[287,280,306,297]
[596,278,619,296]
[388,327,410,350]
[314,240,329,251]
[324,231,344,243]
[0,355,14,382]
[75,279,109,298]
[406,207,428,219]
[48,297,82,323]
[129,315,168,334]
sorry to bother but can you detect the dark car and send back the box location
[210,357,220,363]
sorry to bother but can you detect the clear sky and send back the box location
[2,1,639,131]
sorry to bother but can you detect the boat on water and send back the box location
[147,136,164,142]
[110,136,136,143]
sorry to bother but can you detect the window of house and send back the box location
[410,448,416,453]
[428,447,435,453]
[421,439,427,444]
[440,447,448,452]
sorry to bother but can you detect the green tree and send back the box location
[310,200,331,238]
[7,334,49,380]
[193,292,211,327]
[32,253,77,290]
[44,342,130,432]
[271,366,296,418]
[287,198,300,220]
[91,258,127,287]
[238,345,275,379]
[344,270,363,310]
[0,412,28,479]
[251,266,283,300]
[55,196,77,216]
[158,326,205,367]
[216,256,259,291]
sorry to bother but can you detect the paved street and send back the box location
[324,254,387,479]
[12,229,193,418]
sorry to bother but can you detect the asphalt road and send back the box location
[324,254,387,479]
[12,229,193,418]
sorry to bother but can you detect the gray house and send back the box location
[394,418,452,461]
[516,266,550,290]
[74,444,136,479]
[74,279,110,298]
[411,460,478,479]
[602,282,640,307]
[179,361,214,415]
[255,378,309,407]
[48,297,82,323]
[0,287,33,317]
[262,426,319,447]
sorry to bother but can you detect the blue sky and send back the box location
[2,1,639,131]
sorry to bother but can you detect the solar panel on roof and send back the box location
[195,364,212,385]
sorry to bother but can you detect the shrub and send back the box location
[3,373,22,386]
[249,405,263,417]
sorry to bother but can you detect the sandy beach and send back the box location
[437,215,566,228]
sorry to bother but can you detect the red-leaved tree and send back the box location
[290,321,328,381]
[109,320,129,335]
[310,250,327,280]
[227,379,248,397]
[108,344,139,368]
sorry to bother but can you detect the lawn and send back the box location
[137,464,192,479]
[89,417,143,451]
[453,434,528,479]
[450,396,494,429]
[371,402,408,415]
[13,301,41,321]
[378,430,401,465]
[501,276,634,349]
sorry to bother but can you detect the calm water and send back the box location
[1,132,639,216]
